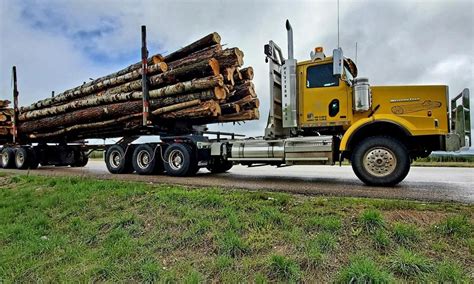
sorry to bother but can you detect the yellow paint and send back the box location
[297,58,450,152]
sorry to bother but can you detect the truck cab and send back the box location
[252,20,471,185]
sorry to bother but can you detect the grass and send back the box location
[0,173,472,282]
[389,248,433,278]
[359,208,385,233]
[436,215,472,237]
[392,222,420,246]
[337,255,393,283]
[269,255,301,282]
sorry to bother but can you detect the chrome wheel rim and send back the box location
[15,151,25,167]
[169,150,184,170]
[2,152,8,166]
[137,150,151,169]
[363,147,397,177]
[109,150,122,169]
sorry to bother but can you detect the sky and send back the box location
[0,0,473,141]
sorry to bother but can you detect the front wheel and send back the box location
[351,136,410,186]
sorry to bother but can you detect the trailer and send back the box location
[1,21,471,186]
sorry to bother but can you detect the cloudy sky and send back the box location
[0,0,473,138]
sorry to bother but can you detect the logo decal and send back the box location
[391,100,442,114]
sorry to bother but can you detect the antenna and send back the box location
[337,0,340,48]
[355,42,358,65]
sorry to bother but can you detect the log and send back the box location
[152,99,201,115]
[29,100,202,139]
[104,58,220,95]
[220,102,240,115]
[228,81,256,100]
[18,84,223,133]
[21,55,166,112]
[0,100,11,108]
[19,74,225,121]
[0,114,7,122]
[168,47,243,70]
[239,67,254,81]
[218,108,260,122]
[167,45,222,69]
[233,69,243,82]
[164,32,221,62]
[161,100,221,119]
[222,67,236,85]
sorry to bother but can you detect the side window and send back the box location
[306,63,339,88]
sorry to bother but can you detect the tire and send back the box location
[207,159,233,173]
[28,148,39,169]
[132,144,163,175]
[163,143,198,177]
[71,151,89,167]
[105,145,133,174]
[15,147,31,169]
[351,136,410,186]
[2,147,16,169]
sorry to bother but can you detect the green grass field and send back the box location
[0,173,472,282]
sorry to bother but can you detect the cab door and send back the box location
[299,62,350,127]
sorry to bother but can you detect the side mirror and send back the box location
[333,48,343,77]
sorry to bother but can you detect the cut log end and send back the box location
[211,32,221,45]
[214,87,227,100]
[152,54,165,64]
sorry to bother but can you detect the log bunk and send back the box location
[17,32,259,141]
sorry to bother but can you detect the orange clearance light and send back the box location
[315,47,323,53]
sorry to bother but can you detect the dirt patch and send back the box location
[383,210,448,226]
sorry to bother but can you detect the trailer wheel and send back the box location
[132,144,163,175]
[207,159,233,173]
[15,147,32,169]
[71,151,89,167]
[1,147,16,169]
[105,145,133,174]
[163,143,198,177]
[28,148,39,169]
[351,136,410,186]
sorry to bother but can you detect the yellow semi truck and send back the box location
[3,21,471,187]
[209,20,470,186]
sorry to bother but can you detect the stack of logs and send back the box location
[17,32,259,140]
[0,100,13,140]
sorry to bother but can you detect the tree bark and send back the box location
[29,100,201,139]
[238,67,254,81]
[167,45,222,69]
[164,32,221,62]
[161,100,221,119]
[104,58,220,95]
[218,108,259,122]
[19,73,224,121]
[18,77,224,133]
[21,56,165,112]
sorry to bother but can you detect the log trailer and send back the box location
[1,21,471,186]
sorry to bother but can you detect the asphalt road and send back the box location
[2,160,474,203]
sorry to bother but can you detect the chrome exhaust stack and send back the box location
[281,20,298,129]
[286,20,294,60]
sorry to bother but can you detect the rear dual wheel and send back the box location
[1,147,39,169]
[105,145,133,174]
[132,144,163,175]
[163,143,199,177]
[1,148,16,169]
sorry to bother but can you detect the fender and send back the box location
[340,114,423,151]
